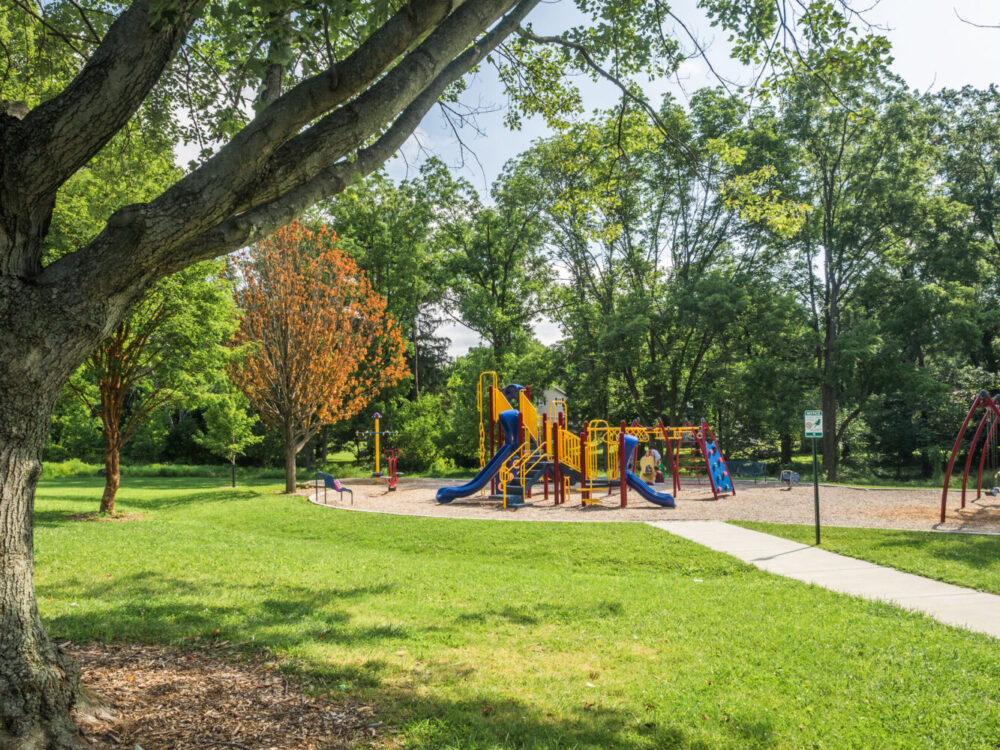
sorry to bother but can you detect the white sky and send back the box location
[398,0,1000,356]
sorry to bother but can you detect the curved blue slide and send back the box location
[436,409,519,503]
[622,434,676,507]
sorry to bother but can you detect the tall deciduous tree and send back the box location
[935,86,1000,373]
[439,167,552,362]
[0,0,885,741]
[70,262,237,513]
[230,222,407,493]
[776,74,940,480]
[520,98,805,424]
[321,160,455,397]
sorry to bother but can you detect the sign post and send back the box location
[804,410,822,544]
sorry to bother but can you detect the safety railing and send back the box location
[499,439,547,508]
[559,429,581,473]
[607,438,620,481]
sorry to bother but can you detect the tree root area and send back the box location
[69,643,380,748]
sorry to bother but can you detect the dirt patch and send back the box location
[66,512,146,523]
[71,643,380,749]
[299,478,1000,534]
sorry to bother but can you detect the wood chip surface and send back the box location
[301,477,1000,534]
[72,644,378,749]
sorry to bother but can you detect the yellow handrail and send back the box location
[499,438,546,508]
[585,426,601,486]
[665,424,699,441]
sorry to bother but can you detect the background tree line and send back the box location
[45,72,1000,485]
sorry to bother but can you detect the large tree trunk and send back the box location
[0,378,85,748]
[821,381,838,482]
[283,424,297,494]
[780,432,793,464]
[0,0,540,738]
[100,441,120,514]
[820,282,840,482]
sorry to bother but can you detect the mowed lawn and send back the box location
[735,521,1000,596]
[34,478,1000,749]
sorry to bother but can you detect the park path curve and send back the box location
[649,520,1000,640]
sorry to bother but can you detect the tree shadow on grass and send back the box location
[288,663,778,750]
[41,573,402,649]
[42,572,778,748]
[866,531,1000,571]
[34,485,265,527]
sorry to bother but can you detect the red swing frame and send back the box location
[940,390,1000,523]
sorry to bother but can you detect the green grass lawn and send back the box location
[35,478,1000,749]
[735,522,1000,597]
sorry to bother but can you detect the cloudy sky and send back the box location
[401,0,1000,356]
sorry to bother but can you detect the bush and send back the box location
[392,394,445,472]
[41,459,100,478]
[40,460,288,480]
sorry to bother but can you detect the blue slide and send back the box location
[622,434,676,507]
[436,409,519,503]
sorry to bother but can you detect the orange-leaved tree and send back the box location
[231,221,408,492]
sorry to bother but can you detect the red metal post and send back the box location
[620,420,627,508]
[581,421,590,504]
[542,413,549,501]
[977,415,999,499]
[696,421,720,501]
[962,410,992,508]
[553,419,561,504]
[941,392,988,522]
[703,420,734,498]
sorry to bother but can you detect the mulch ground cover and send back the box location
[71,643,382,749]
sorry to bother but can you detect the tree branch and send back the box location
[517,28,695,161]
[44,0,537,315]
[7,0,203,200]
[159,0,543,272]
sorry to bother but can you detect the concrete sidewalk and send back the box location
[649,520,1000,639]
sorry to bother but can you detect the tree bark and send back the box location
[231,456,236,488]
[821,381,838,482]
[820,281,840,482]
[100,439,120,515]
[0,356,85,748]
[0,0,541,738]
[283,423,297,494]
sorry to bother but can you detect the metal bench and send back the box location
[314,472,353,504]
[780,470,800,488]
[728,460,767,484]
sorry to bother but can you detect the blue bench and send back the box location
[314,472,353,504]
[727,461,767,484]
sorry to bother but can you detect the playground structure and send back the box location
[356,412,400,487]
[382,447,400,491]
[940,390,1000,522]
[435,372,735,508]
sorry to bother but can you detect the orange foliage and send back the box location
[230,221,408,458]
